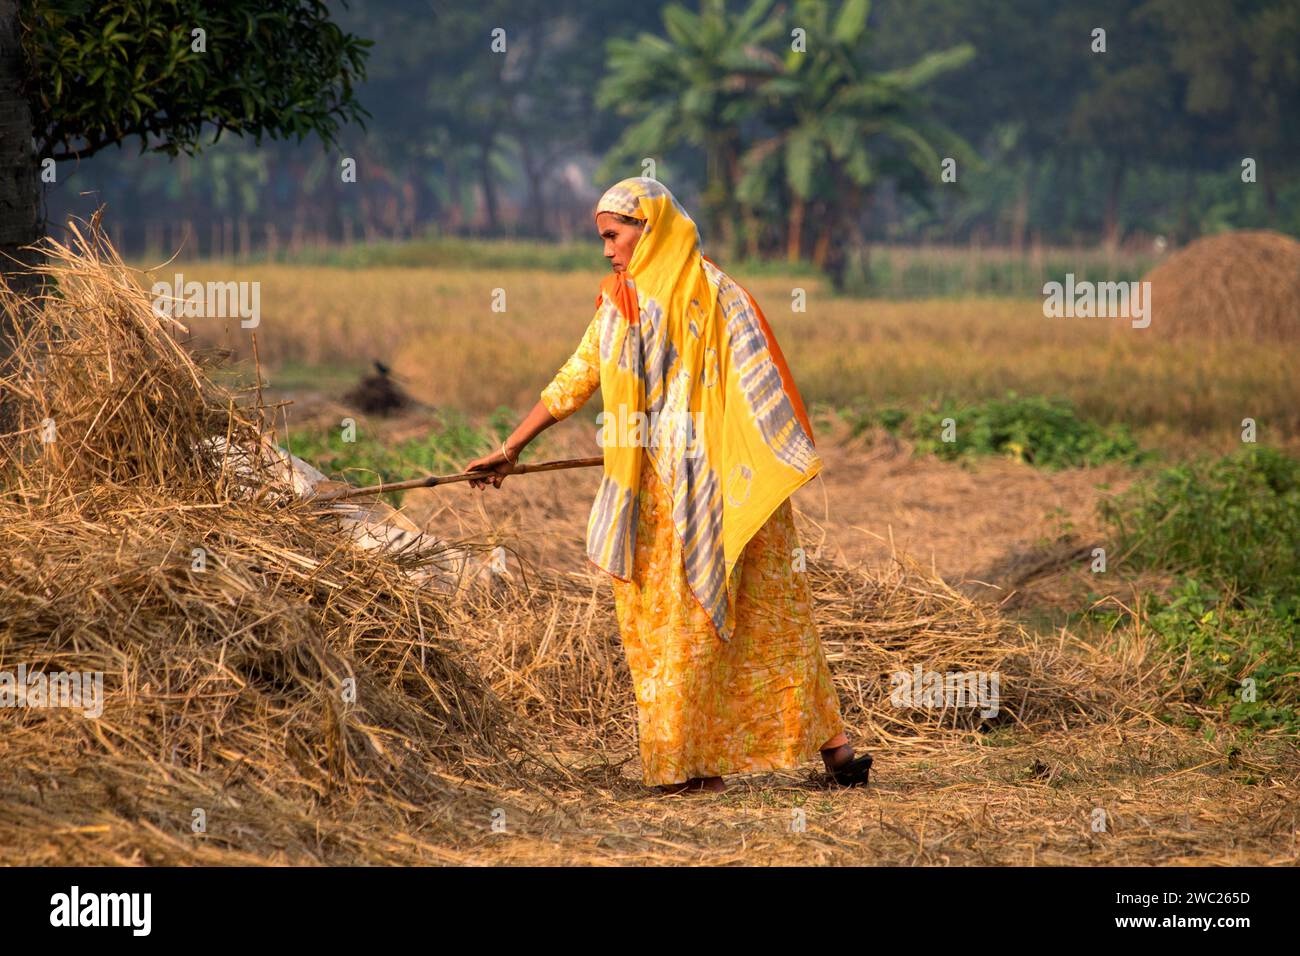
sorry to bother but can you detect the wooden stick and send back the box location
[310,455,604,503]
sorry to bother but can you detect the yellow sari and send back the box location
[542,177,843,784]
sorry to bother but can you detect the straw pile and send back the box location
[0,225,525,864]
[343,361,413,416]
[1144,229,1300,343]
[456,545,1133,781]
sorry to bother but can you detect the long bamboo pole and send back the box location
[310,455,604,503]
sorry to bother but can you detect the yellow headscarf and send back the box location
[587,177,822,642]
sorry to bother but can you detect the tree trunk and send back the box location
[722,142,742,261]
[787,193,805,263]
[0,0,40,440]
[845,185,871,292]
[519,136,548,239]
[743,206,761,261]
[479,139,499,236]
[1102,159,1125,251]
[811,213,830,271]
[0,0,39,293]
[703,137,739,260]
[1177,168,1194,245]
[1010,176,1029,254]
[820,181,870,293]
[822,210,848,292]
[704,145,723,251]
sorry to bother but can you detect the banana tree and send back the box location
[738,0,976,290]
[596,0,785,259]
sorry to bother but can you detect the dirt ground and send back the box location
[227,389,1298,867]
[279,389,1133,592]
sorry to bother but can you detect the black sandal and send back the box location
[826,751,873,787]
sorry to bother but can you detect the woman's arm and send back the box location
[464,400,558,489]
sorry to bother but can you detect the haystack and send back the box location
[0,225,525,864]
[199,432,512,596]
[1143,229,1300,343]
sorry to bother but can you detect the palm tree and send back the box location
[737,0,976,289]
[596,0,785,259]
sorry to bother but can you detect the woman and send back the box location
[465,177,872,794]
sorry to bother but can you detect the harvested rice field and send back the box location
[1,229,1296,867]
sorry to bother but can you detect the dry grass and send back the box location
[460,550,1130,759]
[0,230,1294,866]
[158,261,1300,437]
[0,225,525,864]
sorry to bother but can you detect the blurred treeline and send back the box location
[45,0,1300,274]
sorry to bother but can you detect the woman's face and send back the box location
[596,212,644,273]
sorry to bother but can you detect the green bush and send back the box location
[846,392,1145,469]
[1100,446,1300,601]
[1143,578,1299,735]
[1098,447,1300,736]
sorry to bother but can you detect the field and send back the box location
[2,243,1297,866]
[180,259,1298,446]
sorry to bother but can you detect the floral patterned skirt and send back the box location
[610,448,844,786]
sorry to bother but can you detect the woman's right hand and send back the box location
[465,445,518,489]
